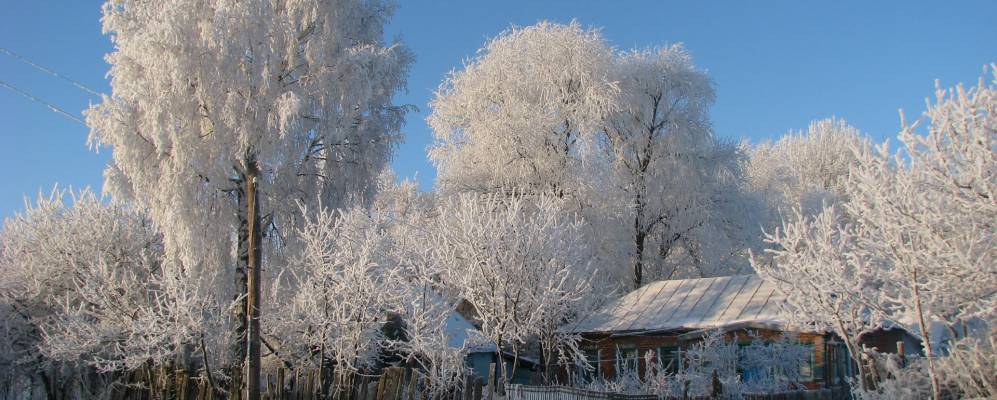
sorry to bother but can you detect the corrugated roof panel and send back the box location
[645,277,711,331]
[735,281,777,322]
[610,280,669,331]
[712,275,764,323]
[698,274,752,327]
[753,284,785,322]
[615,279,675,331]
[565,274,789,334]
[563,294,623,333]
[678,277,734,328]
[641,278,698,331]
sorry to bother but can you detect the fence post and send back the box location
[407,371,418,400]
[486,364,496,400]
[896,341,906,367]
[710,369,723,398]
[472,376,482,400]
[394,367,406,400]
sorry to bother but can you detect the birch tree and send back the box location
[86,0,411,395]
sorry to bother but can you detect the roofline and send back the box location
[574,320,832,341]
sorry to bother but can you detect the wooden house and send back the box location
[559,274,921,389]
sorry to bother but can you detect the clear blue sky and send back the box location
[1,1,994,221]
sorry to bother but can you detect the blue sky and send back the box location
[1,1,994,221]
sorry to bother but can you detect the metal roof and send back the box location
[563,274,787,334]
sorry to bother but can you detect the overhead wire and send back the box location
[0,46,105,125]
[0,47,102,97]
[0,79,86,125]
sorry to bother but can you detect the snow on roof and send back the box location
[563,274,787,334]
[444,309,497,353]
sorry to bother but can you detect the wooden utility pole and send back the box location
[246,169,262,400]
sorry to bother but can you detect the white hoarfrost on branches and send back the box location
[756,66,997,399]
[428,21,617,198]
[602,45,758,287]
[272,205,400,392]
[843,66,996,400]
[579,330,810,399]
[0,189,179,397]
[429,191,596,383]
[430,22,761,289]
[85,0,413,374]
[745,117,866,223]
[751,206,886,391]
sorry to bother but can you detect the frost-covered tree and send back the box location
[430,23,762,288]
[601,45,757,287]
[751,206,887,391]
[86,0,412,394]
[841,67,996,399]
[737,332,812,393]
[935,335,996,398]
[271,205,402,396]
[265,173,479,396]
[428,21,617,198]
[755,67,997,399]
[429,192,596,383]
[745,118,866,224]
[0,189,170,398]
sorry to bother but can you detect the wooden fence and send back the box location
[6,366,850,400]
[505,385,851,400]
[98,366,493,400]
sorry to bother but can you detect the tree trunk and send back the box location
[245,170,262,400]
[911,271,941,400]
[836,319,869,392]
[232,179,249,382]
[634,229,646,289]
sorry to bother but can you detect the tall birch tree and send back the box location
[86,0,412,396]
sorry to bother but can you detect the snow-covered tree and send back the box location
[755,67,997,399]
[745,118,866,223]
[751,206,887,391]
[271,205,402,396]
[601,45,758,287]
[0,188,173,398]
[841,67,996,399]
[429,191,596,383]
[428,21,617,199]
[86,0,412,394]
[935,335,996,398]
[737,332,812,393]
[429,23,766,288]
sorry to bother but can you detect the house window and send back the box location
[581,347,600,382]
[736,343,756,382]
[616,346,639,378]
[656,346,681,374]
[799,343,815,380]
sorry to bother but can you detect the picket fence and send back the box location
[505,384,851,400]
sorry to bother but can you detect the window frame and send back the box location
[655,345,682,374]
[615,345,640,378]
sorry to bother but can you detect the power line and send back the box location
[0,79,86,125]
[0,47,102,97]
